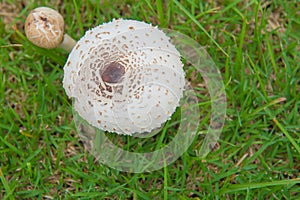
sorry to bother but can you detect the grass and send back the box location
[0,0,299,199]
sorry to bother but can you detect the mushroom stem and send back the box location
[58,33,77,52]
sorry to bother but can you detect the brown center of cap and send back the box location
[101,62,125,84]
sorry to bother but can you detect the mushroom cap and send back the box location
[63,19,185,135]
[25,7,64,49]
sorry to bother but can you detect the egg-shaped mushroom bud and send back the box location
[25,7,76,52]
[63,19,185,135]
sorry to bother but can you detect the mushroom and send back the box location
[63,19,185,135]
[25,7,76,52]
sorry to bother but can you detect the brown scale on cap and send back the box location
[101,62,125,84]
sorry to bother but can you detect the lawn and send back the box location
[0,0,299,199]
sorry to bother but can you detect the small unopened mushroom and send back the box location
[63,19,185,135]
[25,7,76,52]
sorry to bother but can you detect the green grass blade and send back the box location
[0,168,15,200]
[273,118,300,155]
[221,178,300,194]
[156,0,166,27]
[173,0,228,57]
[73,0,84,35]
[0,136,24,157]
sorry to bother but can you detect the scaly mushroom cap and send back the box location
[25,7,64,49]
[63,19,185,135]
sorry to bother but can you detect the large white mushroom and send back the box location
[63,19,185,135]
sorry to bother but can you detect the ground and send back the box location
[0,0,299,199]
